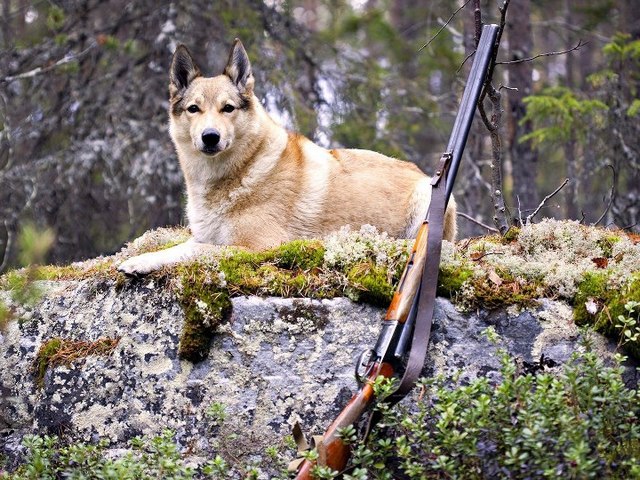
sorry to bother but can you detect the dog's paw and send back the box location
[117,254,162,276]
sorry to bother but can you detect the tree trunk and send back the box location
[506,0,538,217]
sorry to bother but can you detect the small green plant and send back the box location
[337,424,358,445]
[310,464,339,479]
[6,430,200,479]
[616,300,640,346]
[205,401,227,427]
[202,455,229,477]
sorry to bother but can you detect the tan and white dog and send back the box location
[118,39,457,275]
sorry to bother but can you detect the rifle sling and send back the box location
[394,153,449,400]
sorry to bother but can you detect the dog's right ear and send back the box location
[170,45,201,95]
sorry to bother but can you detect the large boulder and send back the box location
[1,278,635,476]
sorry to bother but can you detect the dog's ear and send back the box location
[170,45,201,95]
[224,39,254,94]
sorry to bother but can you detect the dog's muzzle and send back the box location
[201,128,221,155]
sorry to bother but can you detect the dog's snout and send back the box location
[202,128,221,149]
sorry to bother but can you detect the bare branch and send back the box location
[457,212,499,233]
[496,39,586,65]
[2,43,96,83]
[594,165,616,226]
[526,178,569,225]
[456,51,476,74]
[418,0,473,52]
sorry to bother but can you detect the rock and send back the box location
[0,277,637,476]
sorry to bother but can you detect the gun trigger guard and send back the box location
[354,349,375,385]
[430,152,452,186]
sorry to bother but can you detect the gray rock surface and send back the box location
[1,278,637,476]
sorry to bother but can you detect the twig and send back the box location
[2,43,96,83]
[496,40,586,65]
[418,0,473,52]
[457,212,499,233]
[456,51,476,74]
[471,251,504,261]
[526,178,569,225]
[594,165,616,226]
[517,195,523,227]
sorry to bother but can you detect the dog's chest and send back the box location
[186,191,235,244]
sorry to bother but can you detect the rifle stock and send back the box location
[295,362,396,478]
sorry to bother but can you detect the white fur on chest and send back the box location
[185,135,286,245]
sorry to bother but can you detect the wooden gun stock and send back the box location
[385,222,429,323]
[295,363,395,478]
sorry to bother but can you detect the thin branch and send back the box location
[517,195,523,227]
[473,0,482,46]
[457,212,499,233]
[418,0,473,52]
[526,178,569,225]
[2,43,96,83]
[456,51,476,74]
[496,39,586,65]
[594,165,616,226]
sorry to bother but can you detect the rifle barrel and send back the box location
[445,24,499,204]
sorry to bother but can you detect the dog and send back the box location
[118,39,457,275]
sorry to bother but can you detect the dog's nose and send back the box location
[201,128,220,149]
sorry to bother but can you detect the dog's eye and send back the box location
[187,104,200,113]
[221,104,235,113]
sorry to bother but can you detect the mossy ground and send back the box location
[3,220,639,362]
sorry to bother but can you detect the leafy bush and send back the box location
[343,339,640,479]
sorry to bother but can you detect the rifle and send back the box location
[293,24,499,478]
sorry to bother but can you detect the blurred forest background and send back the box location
[0,0,639,271]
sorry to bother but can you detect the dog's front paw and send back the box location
[117,254,163,276]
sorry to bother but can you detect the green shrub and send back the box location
[344,340,640,479]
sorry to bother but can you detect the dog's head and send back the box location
[168,39,255,156]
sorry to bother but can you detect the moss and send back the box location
[1,260,115,288]
[33,337,119,388]
[471,277,540,310]
[271,239,325,270]
[574,272,640,359]
[502,226,521,243]
[33,338,63,388]
[437,264,474,298]
[596,234,621,258]
[175,263,232,362]
[347,261,395,307]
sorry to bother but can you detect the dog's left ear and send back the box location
[224,39,254,94]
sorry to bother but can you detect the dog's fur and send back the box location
[118,40,457,275]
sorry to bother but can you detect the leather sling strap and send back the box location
[391,151,451,401]
[361,152,450,443]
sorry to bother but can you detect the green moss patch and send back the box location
[33,337,120,387]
